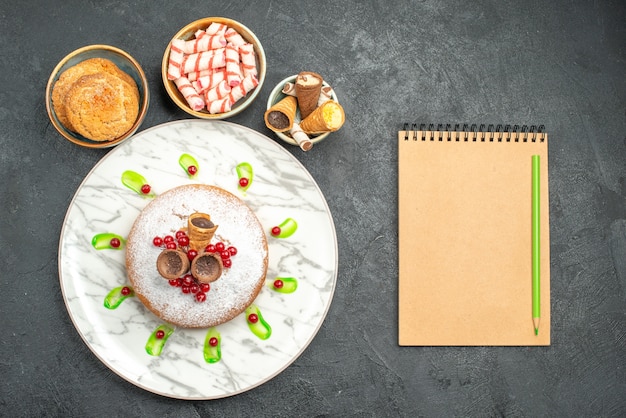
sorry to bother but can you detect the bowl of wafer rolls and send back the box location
[265,73,345,151]
[162,17,266,119]
[45,44,149,148]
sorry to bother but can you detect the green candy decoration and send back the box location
[103,286,134,309]
[236,162,254,193]
[203,328,222,364]
[179,153,199,178]
[272,218,298,238]
[121,170,155,198]
[269,277,298,294]
[91,233,126,250]
[145,324,175,356]
[245,305,272,340]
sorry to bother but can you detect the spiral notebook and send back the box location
[398,124,550,346]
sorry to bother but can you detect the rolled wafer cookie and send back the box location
[264,96,297,132]
[187,212,218,251]
[295,71,323,119]
[300,100,345,134]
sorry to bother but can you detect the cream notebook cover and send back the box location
[398,125,550,346]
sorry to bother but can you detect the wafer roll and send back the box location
[187,212,218,251]
[264,96,297,132]
[300,100,345,134]
[295,71,323,119]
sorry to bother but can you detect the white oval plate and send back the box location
[58,120,337,399]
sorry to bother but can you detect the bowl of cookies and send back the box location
[264,72,345,151]
[161,17,266,119]
[45,44,149,148]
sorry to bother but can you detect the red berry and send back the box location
[215,242,225,252]
[166,242,177,250]
[208,337,218,347]
[153,236,163,247]
[182,274,194,287]
[155,330,165,339]
[168,279,178,287]
[141,184,151,194]
[273,279,284,289]
[110,238,121,248]
[175,230,186,239]
[190,284,199,294]
[205,244,216,253]
[187,249,198,260]
[121,286,131,295]
[176,278,183,287]
[220,250,230,260]
[163,235,174,243]
[271,226,281,236]
[248,313,259,323]
[239,177,249,188]
[177,236,189,247]
[227,246,237,256]
[223,258,232,268]
[187,165,198,176]
[200,283,210,293]
[182,285,191,294]
[195,291,206,302]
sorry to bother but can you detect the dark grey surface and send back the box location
[1,0,624,416]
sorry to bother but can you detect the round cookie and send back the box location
[125,184,269,329]
[51,58,140,131]
[65,72,139,141]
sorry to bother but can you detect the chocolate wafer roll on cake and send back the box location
[187,212,218,251]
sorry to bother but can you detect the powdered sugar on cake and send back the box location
[126,184,268,328]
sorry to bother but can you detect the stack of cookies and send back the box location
[51,58,140,142]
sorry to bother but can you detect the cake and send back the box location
[125,184,268,328]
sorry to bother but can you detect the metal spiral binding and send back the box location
[402,123,545,142]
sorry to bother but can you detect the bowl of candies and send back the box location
[162,17,266,119]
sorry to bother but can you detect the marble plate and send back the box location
[58,120,337,399]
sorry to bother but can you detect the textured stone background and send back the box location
[1,0,624,416]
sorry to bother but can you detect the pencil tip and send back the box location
[534,328,538,336]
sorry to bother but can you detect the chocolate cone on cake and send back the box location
[295,71,323,119]
[156,249,190,280]
[264,96,297,132]
[191,251,223,283]
[187,212,218,251]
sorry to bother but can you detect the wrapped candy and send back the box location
[204,79,231,103]
[207,97,232,114]
[167,39,186,80]
[225,27,245,46]
[228,73,258,105]
[225,44,242,86]
[174,76,205,111]
[192,70,226,93]
[182,32,226,54]
[206,22,228,36]
[238,43,257,77]
[180,48,226,74]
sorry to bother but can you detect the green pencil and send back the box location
[532,155,541,335]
